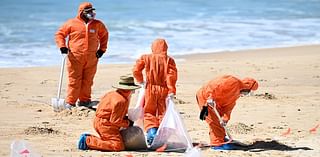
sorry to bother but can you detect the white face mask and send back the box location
[83,9,96,20]
[240,89,251,96]
[85,12,96,20]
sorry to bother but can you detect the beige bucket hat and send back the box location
[112,76,141,90]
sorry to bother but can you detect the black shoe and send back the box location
[78,101,91,107]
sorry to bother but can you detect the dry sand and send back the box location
[0,45,319,156]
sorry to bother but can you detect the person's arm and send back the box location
[222,102,236,122]
[204,85,216,103]
[166,57,178,95]
[98,22,109,52]
[133,56,145,83]
[55,21,71,48]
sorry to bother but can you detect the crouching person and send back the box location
[78,76,140,151]
[196,75,258,150]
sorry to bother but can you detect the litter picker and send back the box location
[207,101,233,141]
[207,101,247,147]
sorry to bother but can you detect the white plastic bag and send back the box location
[150,97,193,152]
[11,140,41,157]
[128,87,145,129]
[184,147,203,157]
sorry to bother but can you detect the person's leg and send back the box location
[206,108,236,150]
[79,56,98,104]
[206,108,226,146]
[144,86,160,131]
[66,54,83,106]
[85,133,124,151]
[85,119,124,151]
[156,87,168,123]
[145,86,167,145]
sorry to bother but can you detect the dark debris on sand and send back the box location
[24,126,59,135]
[174,98,188,104]
[254,92,276,100]
[227,122,254,134]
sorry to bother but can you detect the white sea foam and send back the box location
[1,0,320,67]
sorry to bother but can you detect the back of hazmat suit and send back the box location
[133,38,178,132]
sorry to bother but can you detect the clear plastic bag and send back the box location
[128,87,145,129]
[150,97,193,152]
[184,147,203,157]
[11,140,41,157]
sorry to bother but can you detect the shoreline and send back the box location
[175,44,320,60]
[1,44,320,69]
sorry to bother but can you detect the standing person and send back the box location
[78,76,140,151]
[55,2,108,109]
[133,38,178,145]
[196,75,258,150]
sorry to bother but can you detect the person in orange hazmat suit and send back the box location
[55,2,108,109]
[196,75,258,150]
[78,76,140,151]
[132,38,178,145]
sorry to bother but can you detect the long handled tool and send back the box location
[207,102,233,143]
[207,102,247,147]
[51,54,67,112]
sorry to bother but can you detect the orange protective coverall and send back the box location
[86,90,131,151]
[133,39,178,131]
[55,2,108,105]
[196,75,258,145]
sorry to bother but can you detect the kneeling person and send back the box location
[78,76,140,151]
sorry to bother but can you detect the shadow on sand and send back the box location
[126,140,313,153]
[79,100,99,111]
[194,140,313,152]
[236,140,312,152]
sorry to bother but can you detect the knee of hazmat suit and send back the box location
[132,38,178,131]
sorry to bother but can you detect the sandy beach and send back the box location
[0,45,319,156]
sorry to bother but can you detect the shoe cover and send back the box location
[147,128,158,145]
[212,143,235,150]
[78,134,88,150]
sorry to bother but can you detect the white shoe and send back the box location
[65,103,75,110]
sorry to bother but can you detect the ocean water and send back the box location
[0,0,320,67]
